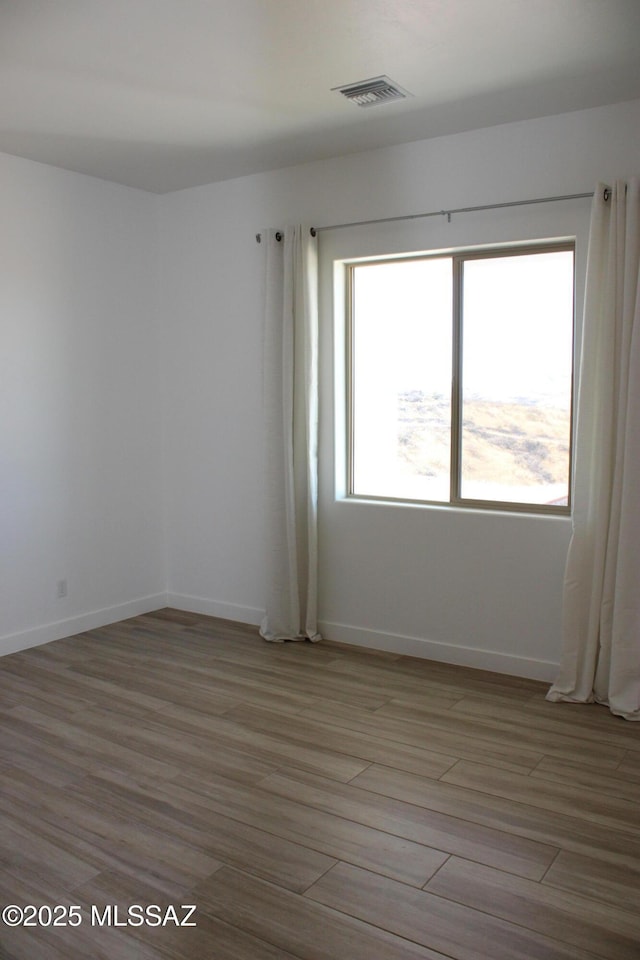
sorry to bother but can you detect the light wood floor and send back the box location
[1,609,639,960]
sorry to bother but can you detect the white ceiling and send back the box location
[1,0,640,194]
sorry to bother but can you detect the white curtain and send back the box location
[259,226,321,642]
[547,179,640,719]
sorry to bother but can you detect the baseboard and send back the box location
[318,619,559,682]
[0,594,167,657]
[165,593,263,627]
[1,593,558,682]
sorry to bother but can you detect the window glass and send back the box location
[348,243,574,513]
[351,258,452,501]
[460,251,574,505]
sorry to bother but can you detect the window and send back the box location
[347,242,575,513]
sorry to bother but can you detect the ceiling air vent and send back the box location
[333,75,412,108]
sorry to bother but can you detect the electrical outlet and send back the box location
[57,579,68,599]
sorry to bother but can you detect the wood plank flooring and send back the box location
[0,609,639,959]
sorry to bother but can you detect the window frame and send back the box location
[345,239,575,516]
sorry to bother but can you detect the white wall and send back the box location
[2,100,638,675]
[159,98,640,679]
[0,153,165,654]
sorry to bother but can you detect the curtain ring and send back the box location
[603,187,611,202]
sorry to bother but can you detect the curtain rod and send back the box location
[314,190,597,234]
[256,189,602,242]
